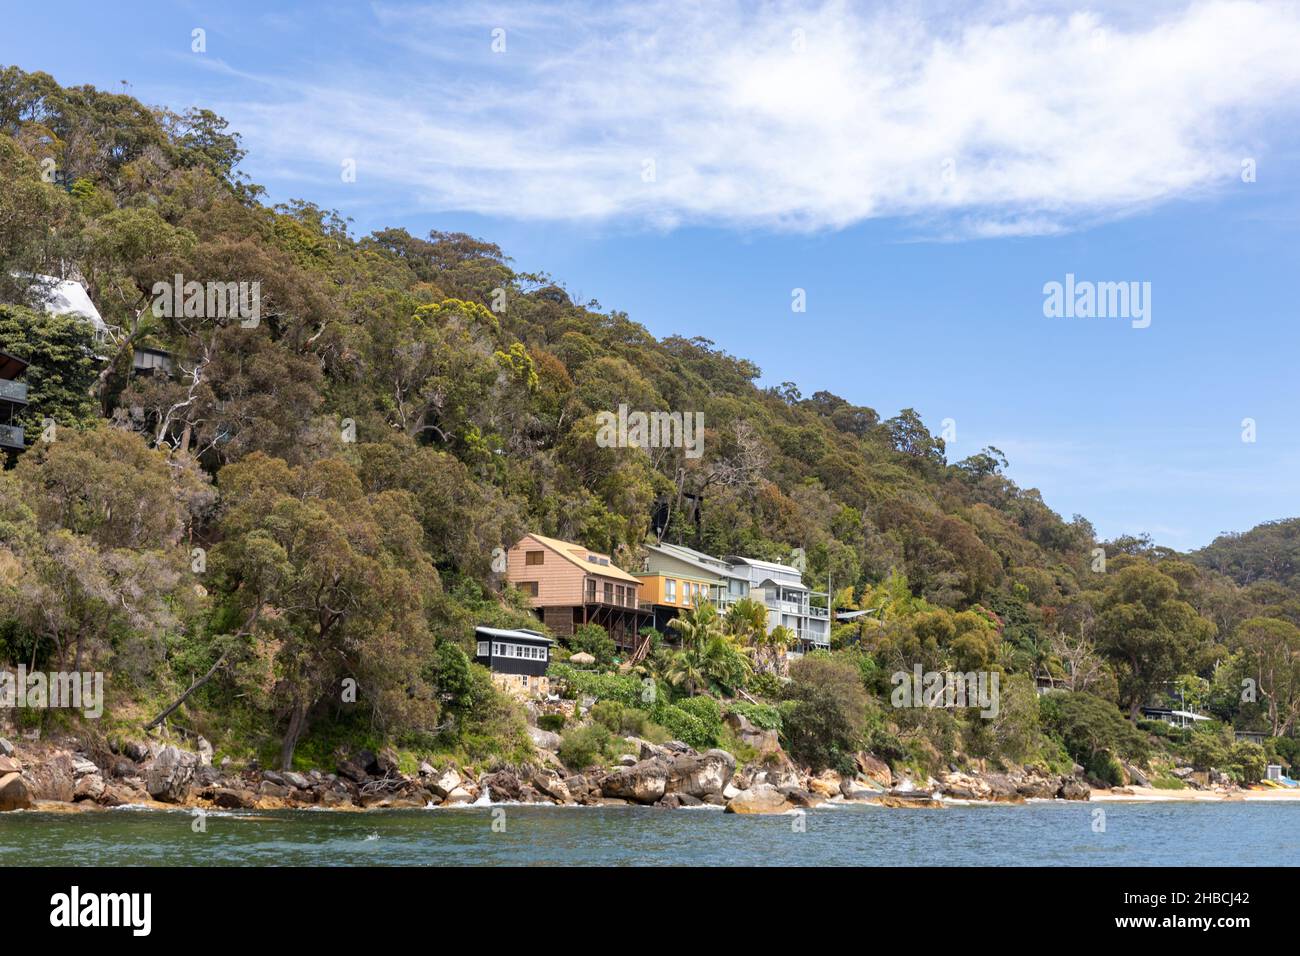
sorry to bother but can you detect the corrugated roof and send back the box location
[524,533,641,584]
[475,625,554,643]
[645,542,728,580]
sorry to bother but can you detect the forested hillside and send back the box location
[2,66,1298,785]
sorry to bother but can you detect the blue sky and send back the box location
[5,0,1300,551]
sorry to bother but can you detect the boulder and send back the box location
[123,740,150,763]
[336,758,369,784]
[723,712,781,754]
[196,737,214,767]
[855,753,893,788]
[0,754,20,775]
[665,749,735,799]
[563,775,592,800]
[808,772,843,798]
[258,781,289,799]
[781,788,823,808]
[879,792,943,808]
[617,754,638,767]
[1016,775,1060,800]
[24,751,76,802]
[1058,778,1091,801]
[319,789,354,809]
[418,760,436,778]
[0,737,13,757]
[441,787,474,806]
[375,748,401,776]
[939,771,991,801]
[657,793,683,809]
[725,784,793,815]
[73,773,105,802]
[427,767,462,799]
[211,787,257,809]
[0,771,34,811]
[527,726,562,751]
[282,771,311,790]
[479,769,523,802]
[97,782,149,807]
[145,746,198,804]
[531,771,572,804]
[840,778,879,801]
[981,773,1023,802]
[600,759,670,804]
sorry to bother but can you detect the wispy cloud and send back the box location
[212,0,1300,235]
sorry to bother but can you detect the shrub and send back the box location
[549,664,645,707]
[1152,775,1186,790]
[538,714,566,733]
[651,703,713,750]
[1039,691,1149,768]
[674,695,723,741]
[781,655,869,772]
[569,623,616,666]
[727,701,782,732]
[747,671,783,699]
[558,724,611,770]
[591,700,625,733]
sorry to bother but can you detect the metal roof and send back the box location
[475,625,554,644]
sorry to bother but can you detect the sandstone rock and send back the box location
[617,754,638,767]
[808,772,842,798]
[376,748,401,776]
[657,793,683,809]
[258,781,289,799]
[0,737,13,757]
[0,754,20,774]
[336,758,369,784]
[146,746,198,804]
[98,782,148,807]
[879,792,943,808]
[24,751,76,802]
[723,712,781,754]
[600,759,669,804]
[123,740,150,763]
[282,771,311,790]
[781,788,822,808]
[418,760,435,777]
[73,773,105,802]
[1058,778,1091,801]
[211,787,257,809]
[725,784,792,815]
[723,782,741,800]
[527,726,562,751]
[0,771,33,811]
[563,774,592,799]
[1016,775,1060,800]
[981,773,1023,802]
[427,767,462,799]
[531,771,571,803]
[855,753,893,788]
[71,756,98,778]
[665,749,735,799]
[319,789,354,808]
[840,778,879,801]
[197,737,214,767]
[480,769,522,802]
[441,787,474,806]
[939,771,991,801]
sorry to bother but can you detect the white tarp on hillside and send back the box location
[32,275,110,336]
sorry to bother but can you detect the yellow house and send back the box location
[635,542,728,631]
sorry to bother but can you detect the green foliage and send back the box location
[558,723,612,770]
[1039,691,1150,770]
[549,664,646,707]
[569,623,617,667]
[781,654,869,773]
[727,701,782,732]
[538,713,566,733]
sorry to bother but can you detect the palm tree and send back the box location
[668,599,751,695]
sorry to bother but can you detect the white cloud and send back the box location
[217,0,1300,234]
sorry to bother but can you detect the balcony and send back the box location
[0,423,25,450]
[0,379,27,405]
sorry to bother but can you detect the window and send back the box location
[492,643,503,656]
[604,582,614,603]
[665,578,676,602]
[519,581,539,597]
[684,582,694,604]
[525,550,544,566]
[476,641,489,657]
[585,578,596,602]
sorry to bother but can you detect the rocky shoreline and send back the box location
[0,730,1114,815]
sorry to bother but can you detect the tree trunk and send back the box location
[280,698,309,771]
[145,650,229,730]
